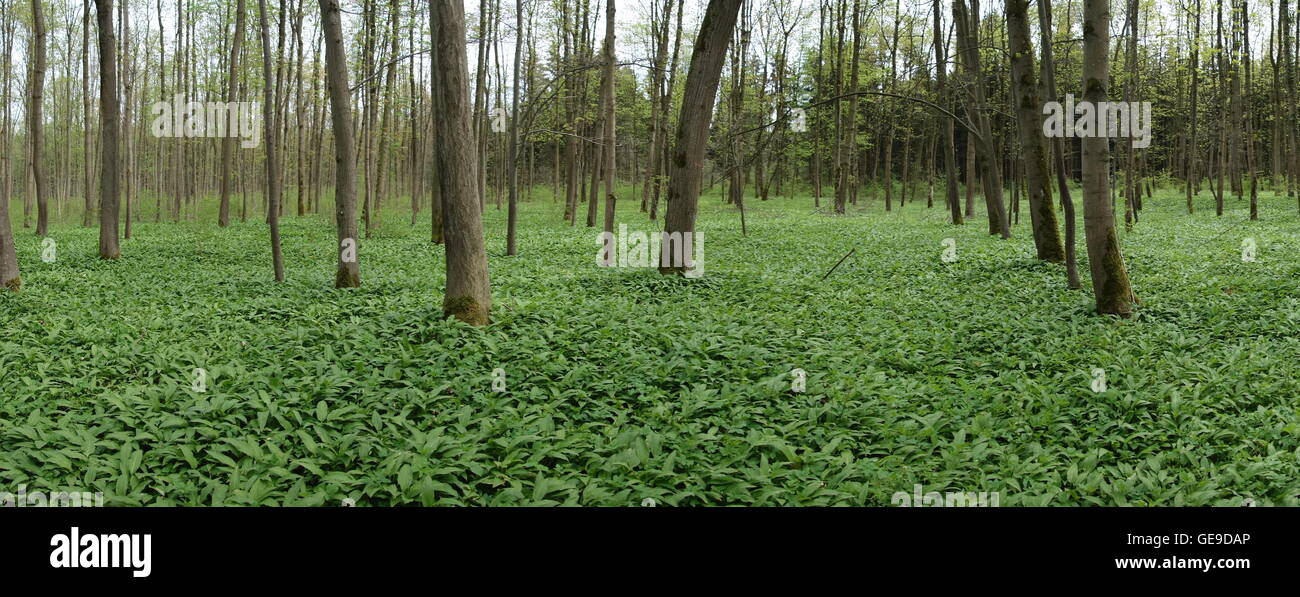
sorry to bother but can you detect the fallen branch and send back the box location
[820,248,857,282]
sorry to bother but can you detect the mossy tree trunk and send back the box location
[1006,0,1065,263]
[1082,0,1136,316]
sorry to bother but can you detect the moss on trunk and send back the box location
[1096,227,1135,317]
[444,295,489,326]
[335,270,360,288]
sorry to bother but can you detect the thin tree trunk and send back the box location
[120,0,133,239]
[1214,0,1226,215]
[321,0,361,285]
[259,0,284,280]
[0,0,18,289]
[30,0,48,237]
[219,0,247,227]
[1038,0,1080,288]
[1243,0,1258,220]
[506,0,522,255]
[934,0,962,225]
[1007,0,1064,262]
[94,0,120,258]
[600,0,617,237]
[642,0,672,215]
[82,0,94,227]
[1186,0,1200,213]
[954,0,1009,238]
[651,0,684,222]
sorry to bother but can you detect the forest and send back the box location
[0,0,1297,507]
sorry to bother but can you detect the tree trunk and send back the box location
[600,0,617,237]
[1082,0,1135,316]
[933,0,962,225]
[1038,0,1081,288]
[726,5,749,233]
[258,0,285,281]
[642,0,672,216]
[1284,0,1299,204]
[1214,0,1226,216]
[1186,0,1200,213]
[93,0,119,258]
[30,0,48,237]
[120,0,133,239]
[1241,0,1259,220]
[953,0,1009,238]
[0,0,16,289]
[431,0,492,324]
[1122,0,1139,228]
[505,0,523,255]
[321,0,361,286]
[651,0,684,221]
[82,0,94,227]
[1007,0,1065,262]
[660,0,742,276]
[219,0,247,228]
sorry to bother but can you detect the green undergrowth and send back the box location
[1,186,1298,506]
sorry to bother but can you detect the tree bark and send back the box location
[1242,0,1258,220]
[93,0,119,258]
[1038,0,1081,288]
[933,0,962,225]
[505,0,523,255]
[259,0,285,281]
[120,0,134,239]
[0,0,17,289]
[651,0,684,221]
[1006,0,1065,262]
[642,0,672,215]
[219,0,247,228]
[431,0,492,324]
[953,0,1009,238]
[660,0,742,276]
[1186,0,1200,213]
[30,0,48,237]
[1082,0,1135,316]
[599,0,617,238]
[321,0,361,286]
[82,0,94,227]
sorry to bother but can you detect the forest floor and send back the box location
[3,184,1299,505]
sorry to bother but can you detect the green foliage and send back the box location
[1,188,1298,506]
